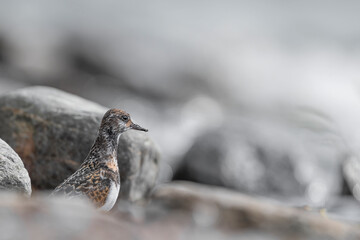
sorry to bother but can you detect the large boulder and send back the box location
[174,110,348,205]
[0,138,31,196]
[118,131,160,201]
[0,86,160,201]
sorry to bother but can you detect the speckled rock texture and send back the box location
[0,138,31,196]
[0,86,160,201]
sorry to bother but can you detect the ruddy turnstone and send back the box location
[51,109,148,211]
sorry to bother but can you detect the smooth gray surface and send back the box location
[0,138,31,196]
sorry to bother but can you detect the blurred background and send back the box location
[1,0,360,220]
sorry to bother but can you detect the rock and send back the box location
[118,131,160,201]
[174,109,348,205]
[0,86,160,201]
[150,181,360,240]
[0,192,132,240]
[0,138,31,196]
[1,182,359,240]
[323,196,360,224]
[342,156,360,201]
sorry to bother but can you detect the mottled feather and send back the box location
[52,161,119,208]
[51,109,147,211]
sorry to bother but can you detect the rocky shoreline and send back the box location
[0,86,359,240]
[0,86,159,202]
[0,182,359,240]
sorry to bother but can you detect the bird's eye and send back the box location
[121,115,129,121]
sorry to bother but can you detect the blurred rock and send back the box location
[324,196,360,224]
[2,182,359,240]
[0,76,28,95]
[342,156,360,201]
[118,131,160,201]
[0,138,31,196]
[0,86,159,201]
[150,181,360,240]
[0,192,131,240]
[2,0,360,190]
[174,109,348,204]
[2,1,360,209]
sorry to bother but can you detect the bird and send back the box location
[51,108,148,211]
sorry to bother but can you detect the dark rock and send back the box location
[174,109,348,205]
[0,86,160,201]
[149,181,360,240]
[0,138,31,196]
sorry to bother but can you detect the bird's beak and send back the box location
[130,122,148,132]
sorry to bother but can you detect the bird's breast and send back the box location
[106,159,118,172]
[99,181,120,211]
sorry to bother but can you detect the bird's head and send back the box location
[100,109,148,137]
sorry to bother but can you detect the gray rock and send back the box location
[0,86,160,201]
[174,109,348,205]
[0,192,131,240]
[0,138,31,196]
[342,156,360,201]
[118,131,160,201]
[150,182,360,240]
[0,179,358,240]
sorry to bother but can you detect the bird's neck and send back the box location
[87,128,121,162]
